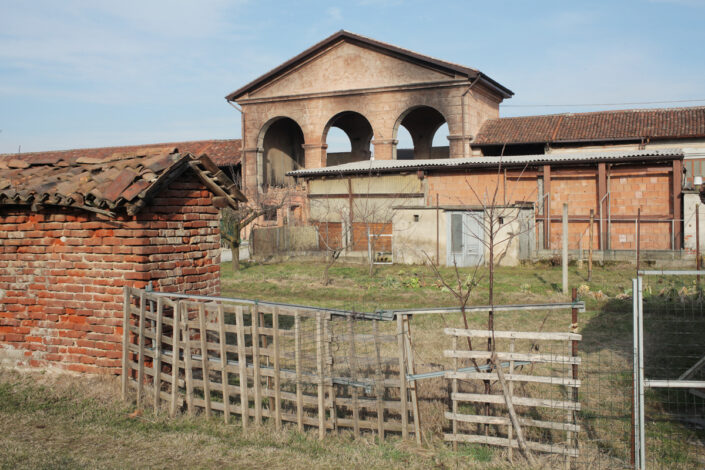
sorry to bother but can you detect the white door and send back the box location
[446,211,484,267]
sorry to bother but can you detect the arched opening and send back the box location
[394,106,449,160]
[323,111,373,166]
[259,117,305,188]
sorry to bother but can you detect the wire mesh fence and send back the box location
[121,286,705,468]
[402,302,634,469]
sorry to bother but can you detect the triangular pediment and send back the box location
[226,31,513,101]
[248,41,457,99]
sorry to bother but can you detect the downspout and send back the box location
[461,72,483,159]
[227,99,246,190]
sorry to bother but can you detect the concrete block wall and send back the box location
[0,172,221,374]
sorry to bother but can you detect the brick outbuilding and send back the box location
[0,147,246,373]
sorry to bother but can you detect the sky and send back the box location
[1,0,705,154]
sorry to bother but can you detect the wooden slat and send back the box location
[443,433,578,457]
[251,304,262,425]
[397,314,408,439]
[403,315,421,444]
[444,350,581,365]
[182,302,195,416]
[198,304,212,417]
[294,312,303,432]
[236,307,248,430]
[217,305,230,424]
[444,371,581,387]
[316,312,325,440]
[170,301,181,417]
[153,297,164,414]
[323,315,337,433]
[444,412,580,433]
[451,392,581,411]
[445,328,581,342]
[372,320,384,439]
[348,316,360,438]
[273,308,282,430]
[137,291,146,408]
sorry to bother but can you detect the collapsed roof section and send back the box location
[0,147,246,217]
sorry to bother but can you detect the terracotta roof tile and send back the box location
[0,139,241,168]
[0,147,246,217]
[474,106,705,145]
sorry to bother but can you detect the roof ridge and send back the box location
[492,105,705,121]
[0,138,241,159]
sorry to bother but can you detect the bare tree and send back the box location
[424,159,538,464]
[220,187,294,272]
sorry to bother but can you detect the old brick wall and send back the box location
[0,172,221,374]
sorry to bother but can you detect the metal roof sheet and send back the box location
[287,148,684,177]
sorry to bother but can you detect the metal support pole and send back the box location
[636,209,641,278]
[631,278,639,469]
[637,276,646,468]
[563,203,569,294]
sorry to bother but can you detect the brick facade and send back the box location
[0,173,221,374]
[427,162,676,251]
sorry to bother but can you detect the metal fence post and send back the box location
[632,278,640,469]
[637,276,646,468]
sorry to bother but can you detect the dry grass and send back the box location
[0,369,530,469]
[2,261,702,469]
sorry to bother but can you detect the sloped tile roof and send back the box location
[0,147,246,217]
[0,139,242,168]
[474,107,705,145]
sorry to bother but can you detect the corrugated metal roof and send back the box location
[287,148,684,177]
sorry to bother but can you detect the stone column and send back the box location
[372,139,398,160]
[303,143,327,169]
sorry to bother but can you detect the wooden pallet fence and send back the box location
[122,288,419,441]
[443,327,582,459]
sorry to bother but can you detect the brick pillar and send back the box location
[447,134,470,159]
[303,143,327,168]
[242,147,261,195]
[372,139,397,160]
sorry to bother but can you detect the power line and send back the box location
[502,98,705,108]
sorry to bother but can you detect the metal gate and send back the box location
[633,271,705,469]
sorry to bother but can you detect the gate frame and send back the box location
[633,270,705,470]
